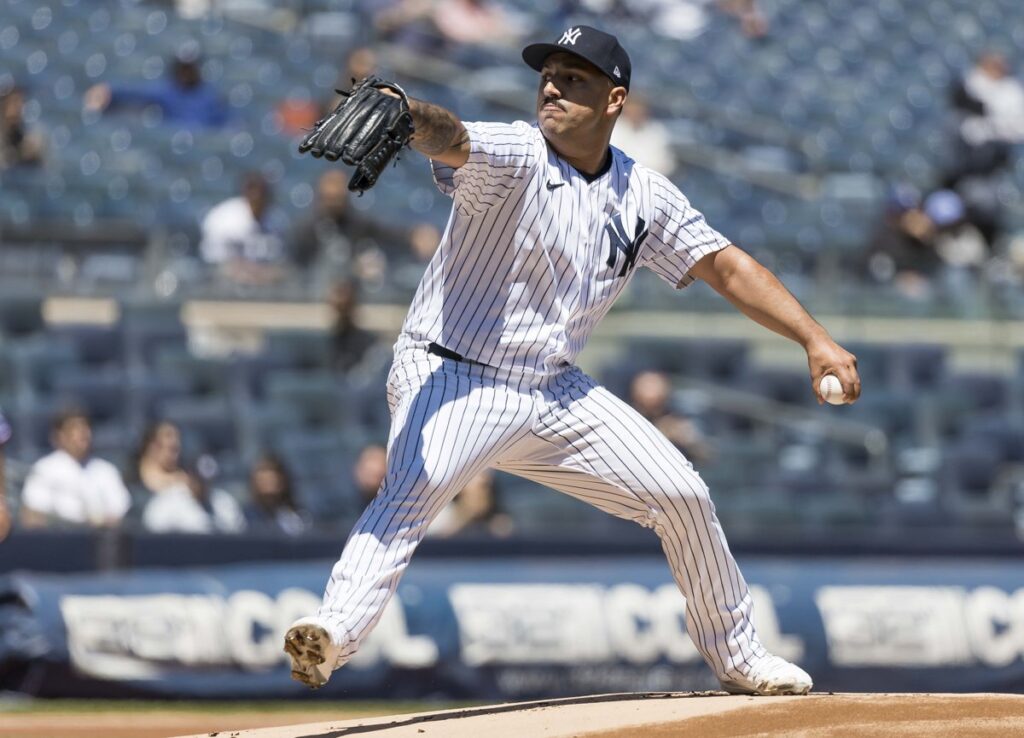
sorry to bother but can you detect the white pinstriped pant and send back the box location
[317,345,768,681]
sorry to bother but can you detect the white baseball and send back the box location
[819,374,845,405]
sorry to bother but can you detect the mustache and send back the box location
[541,97,564,109]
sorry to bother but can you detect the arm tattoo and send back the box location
[408,98,469,157]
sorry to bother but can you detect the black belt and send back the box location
[427,342,485,366]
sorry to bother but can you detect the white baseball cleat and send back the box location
[283,616,343,689]
[719,655,813,696]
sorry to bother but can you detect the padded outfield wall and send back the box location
[2,543,1024,698]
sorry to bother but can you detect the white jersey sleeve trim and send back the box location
[640,171,731,289]
[430,121,539,216]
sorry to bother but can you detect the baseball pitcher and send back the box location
[284,25,861,696]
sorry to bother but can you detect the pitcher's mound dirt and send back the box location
[174,692,1024,738]
[590,694,1024,737]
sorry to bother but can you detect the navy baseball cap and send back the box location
[522,25,631,91]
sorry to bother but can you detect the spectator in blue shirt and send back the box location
[83,51,229,128]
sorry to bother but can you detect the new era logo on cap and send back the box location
[559,27,582,45]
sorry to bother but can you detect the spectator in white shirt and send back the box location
[199,172,290,286]
[610,93,677,177]
[19,409,131,528]
[142,466,246,534]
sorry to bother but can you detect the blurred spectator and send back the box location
[429,470,514,537]
[865,184,943,298]
[275,88,321,137]
[610,93,677,177]
[865,187,989,299]
[329,278,384,374]
[83,48,230,128]
[944,53,1023,188]
[200,172,290,286]
[133,421,192,500]
[432,0,520,48]
[142,466,246,534]
[353,443,387,507]
[0,409,12,541]
[924,190,989,270]
[19,410,131,529]
[717,0,769,38]
[629,371,713,463]
[0,86,46,169]
[346,46,380,84]
[952,52,1024,150]
[321,48,382,117]
[578,0,647,23]
[291,170,407,272]
[242,453,309,535]
[409,222,442,262]
[395,222,442,290]
[944,52,1024,241]
[374,0,445,53]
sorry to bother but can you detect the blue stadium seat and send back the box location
[122,302,188,369]
[48,324,124,368]
[889,344,947,389]
[740,367,815,406]
[961,414,1024,464]
[158,397,239,458]
[836,388,918,444]
[0,295,45,338]
[154,347,233,398]
[50,367,128,425]
[264,371,346,429]
[624,337,750,381]
[13,338,81,395]
[263,330,332,371]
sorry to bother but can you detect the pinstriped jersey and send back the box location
[400,120,731,375]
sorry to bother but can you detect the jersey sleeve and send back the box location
[431,120,538,216]
[641,176,731,289]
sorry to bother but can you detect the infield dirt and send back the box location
[5,692,1021,737]
[167,692,1024,738]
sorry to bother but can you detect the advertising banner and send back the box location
[2,557,1023,698]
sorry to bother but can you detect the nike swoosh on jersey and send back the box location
[546,181,565,190]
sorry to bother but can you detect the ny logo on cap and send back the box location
[559,27,582,45]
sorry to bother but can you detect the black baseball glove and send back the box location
[298,76,415,193]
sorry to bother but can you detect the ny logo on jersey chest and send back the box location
[605,212,648,278]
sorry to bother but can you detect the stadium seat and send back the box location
[263,331,332,371]
[48,324,125,368]
[740,367,815,406]
[124,321,189,370]
[12,339,81,396]
[939,440,1015,526]
[889,344,947,389]
[624,337,750,382]
[264,371,347,429]
[961,414,1024,464]
[0,295,45,338]
[50,367,129,425]
[154,347,233,398]
[158,397,239,458]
